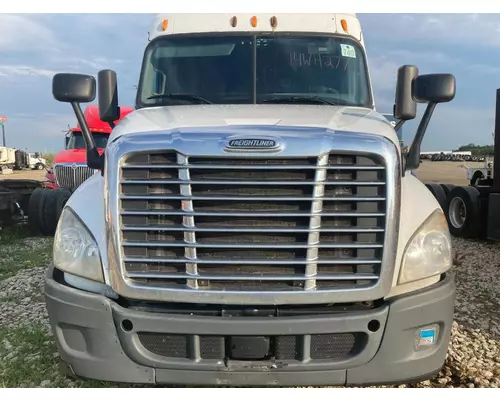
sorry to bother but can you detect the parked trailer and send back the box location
[425,88,500,240]
[0,179,42,227]
[0,146,16,171]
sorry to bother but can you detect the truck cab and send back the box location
[27,152,47,170]
[45,13,457,386]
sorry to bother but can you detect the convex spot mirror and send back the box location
[394,65,418,121]
[98,69,120,122]
[52,73,96,103]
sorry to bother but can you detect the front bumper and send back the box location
[44,267,455,386]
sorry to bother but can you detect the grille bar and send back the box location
[126,273,379,281]
[120,195,386,201]
[122,164,385,170]
[120,179,386,186]
[305,153,328,290]
[178,153,198,289]
[121,211,386,217]
[122,242,383,249]
[122,226,385,233]
[123,257,382,265]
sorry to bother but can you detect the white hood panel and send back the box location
[110,105,399,146]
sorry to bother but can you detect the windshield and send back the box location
[67,132,110,150]
[137,34,372,108]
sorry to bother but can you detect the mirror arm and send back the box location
[71,102,104,170]
[404,102,437,172]
[107,121,115,129]
[394,120,405,132]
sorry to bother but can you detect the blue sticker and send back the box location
[418,329,436,345]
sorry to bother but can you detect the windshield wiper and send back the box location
[147,93,213,104]
[260,96,338,105]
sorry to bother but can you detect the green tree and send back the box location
[454,144,494,156]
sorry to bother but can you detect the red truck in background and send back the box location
[44,105,133,190]
[33,104,133,235]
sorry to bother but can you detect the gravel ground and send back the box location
[0,234,499,387]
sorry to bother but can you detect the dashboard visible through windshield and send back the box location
[66,132,110,150]
[137,34,372,108]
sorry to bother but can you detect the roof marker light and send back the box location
[341,19,348,33]
[230,16,238,27]
[251,16,258,28]
[270,16,278,29]
[161,19,169,31]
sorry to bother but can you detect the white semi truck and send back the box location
[45,13,456,386]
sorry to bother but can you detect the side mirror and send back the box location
[65,136,70,149]
[412,74,456,104]
[51,72,101,170]
[52,73,96,103]
[394,65,418,121]
[405,72,457,171]
[98,69,120,127]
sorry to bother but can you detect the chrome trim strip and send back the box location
[121,211,386,217]
[121,164,385,170]
[121,226,385,233]
[126,273,379,281]
[305,153,328,290]
[121,242,384,249]
[120,195,386,201]
[123,257,382,265]
[105,127,401,305]
[120,179,386,186]
[178,153,198,289]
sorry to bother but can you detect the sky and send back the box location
[0,13,498,153]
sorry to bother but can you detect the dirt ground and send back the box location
[0,170,46,181]
[413,160,483,185]
[0,161,481,186]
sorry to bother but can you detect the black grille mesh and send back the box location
[137,332,358,361]
[199,336,225,359]
[310,333,357,359]
[137,333,188,358]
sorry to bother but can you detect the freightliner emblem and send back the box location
[225,138,279,150]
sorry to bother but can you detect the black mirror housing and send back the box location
[52,73,96,103]
[98,69,120,123]
[404,72,457,171]
[394,65,418,121]
[412,73,456,104]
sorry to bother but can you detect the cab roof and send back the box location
[70,105,134,133]
[149,13,362,42]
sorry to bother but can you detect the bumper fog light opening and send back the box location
[415,324,440,351]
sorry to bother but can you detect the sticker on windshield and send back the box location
[340,44,356,58]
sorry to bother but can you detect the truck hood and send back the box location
[109,104,399,145]
[53,148,105,165]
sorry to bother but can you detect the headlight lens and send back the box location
[53,207,104,283]
[398,209,452,285]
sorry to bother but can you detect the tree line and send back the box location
[454,143,495,156]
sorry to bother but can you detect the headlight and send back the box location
[53,207,104,283]
[398,209,452,285]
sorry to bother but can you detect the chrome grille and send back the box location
[54,164,97,190]
[118,152,387,292]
